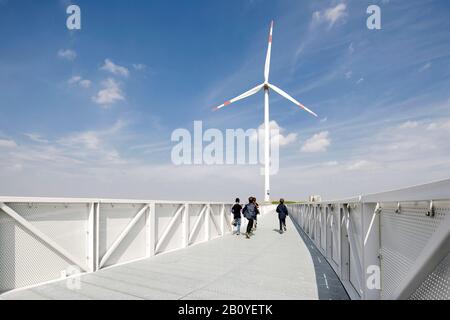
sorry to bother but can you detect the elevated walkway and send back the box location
[0,212,348,300]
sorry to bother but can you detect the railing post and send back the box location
[183,203,190,248]
[95,202,100,271]
[205,204,211,241]
[220,204,225,236]
[87,202,96,272]
[147,202,156,257]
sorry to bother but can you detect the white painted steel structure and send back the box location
[286,179,450,300]
[0,198,233,294]
[0,179,449,299]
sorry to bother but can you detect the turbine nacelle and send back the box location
[212,21,318,118]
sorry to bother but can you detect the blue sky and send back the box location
[0,0,449,200]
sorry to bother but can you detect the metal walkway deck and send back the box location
[1,213,349,300]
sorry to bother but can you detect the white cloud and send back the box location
[0,120,128,190]
[68,76,82,84]
[24,133,48,143]
[58,49,77,61]
[400,121,419,129]
[356,78,364,85]
[79,79,92,88]
[252,121,298,147]
[313,3,348,28]
[54,120,127,165]
[133,64,147,71]
[348,42,355,54]
[427,123,437,130]
[426,120,450,131]
[345,71,352,79]
[101,59,129,77]
[60,131,101,150]
[418,62,431,72]
[278,133,298,146]
[301,131,330,153]
[0,139,17,148]
[58,120,125,150]
[68,76,91,88]
[347,160,379,171]
[92,78,125,106]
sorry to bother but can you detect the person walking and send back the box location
[243,197,259,239]
[276,198,289,234]
[231,198,242,235]
[252,197,260,231]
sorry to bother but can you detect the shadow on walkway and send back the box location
[290,217,350,300]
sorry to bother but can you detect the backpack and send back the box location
[243,203,256,220]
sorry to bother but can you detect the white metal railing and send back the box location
[0,197,233,294]
[286,179,450,300]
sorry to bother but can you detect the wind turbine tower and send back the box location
[214,21,318,202]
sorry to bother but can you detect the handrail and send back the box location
[0,199,234,294]
[0,196,231,205]
[286,178,450,300]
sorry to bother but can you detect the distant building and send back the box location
[309,195,322,202]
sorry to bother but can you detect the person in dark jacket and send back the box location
[243,197,259,239]
[276,199,289,234]
[231,198,242,235]
[252,197,260,231]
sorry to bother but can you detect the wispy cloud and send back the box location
[252,121,298,147]
[57,49,77,61]
[132,64,147,71]
[101,59,130,77]
[79,80,92,88]
[418,62,432,72]
[24,133,48,144]
[59,131,101,150]
[92,78,125,106]
[348,42,355,54]
[400,121,419,129]
[312,3,348,29]
[301,131,330,153]
[68,76,91,88]
[0,139,17,148]
[68,76,82,84]
[427,119,450,131]
[347,160,380,171]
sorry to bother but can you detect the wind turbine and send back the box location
[213,21,318,203]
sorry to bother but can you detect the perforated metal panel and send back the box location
[224,204,233,233]
[409,253,450,300]
[0,199,234,294]
[320,207,326,251]
[99,203,147,267]
[209,204,222,239]
[287,186,450,301]
[348,205,363,295]
[155,203,184,254]
[0,203,89,293]
[331,207,340,265]
[188,204,206,245]
[380,201,448,299]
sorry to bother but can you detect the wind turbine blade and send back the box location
[268,83,318,117]
[213,84,264,111]
[264,20,274,83]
